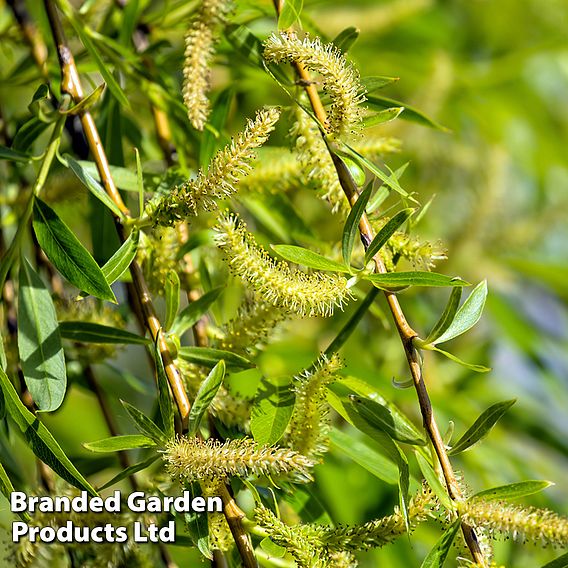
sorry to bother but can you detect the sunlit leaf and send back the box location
[59,321,149,345]
[271,244,351,273]
[364,208,414,263]
[251,376,294,445]
[342,181,373,265]
[473,480,553,501]
[83,435,156,453]
[420,520,461,567]
[188,360,225,436]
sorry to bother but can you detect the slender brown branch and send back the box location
[273,8,486,565]
[43,0,190,429]
[42,3,257,565]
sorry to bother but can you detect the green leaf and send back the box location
[184,482,212,560]
[341,144,412,199]
[397,442,410,532]
[431,280,488,345]
[420,520,461,567]
[153,334,175,440]
[271,244,351,273]
[0,462,30,522]
[61,6,129,108]
[12,117,51,152]
[278,0,303,29]
[98,455,160,491]
[348,395,426,445]
[0,145,31,162]
[164,270,180,332]
[200,87,233,168]
[180,347,253,371]
[364,208,414,263]
[134,147,144,216]
[260,537,287,558]
[415,451,454,511]
[65,154,124,219]
[428,345,491,372]
[32,198,116,302]
[251,376,295,445]
[332,26,360,53]
[171,287,223,337]
[328,427,398,485]
[83,434,156,453]
[361,75,399,92]
[59,321,149,345]
[121,400,165,443]
[367,163,408,214]
[449,399,516,455]
[363,107,405,128]
[0,367,96,495]
[61,83,105,115]
[101,229,139,285]
[364,272,469,289]
[423,287,463,344]
[18,258,66,412]
[188,361,226,436]
[366,94,449,132]
[541,552,568,568]
[473,480,553,501]
[342,181,373,265]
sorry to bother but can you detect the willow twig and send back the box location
[272,3,486,564]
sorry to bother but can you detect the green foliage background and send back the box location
[0,0,567,566]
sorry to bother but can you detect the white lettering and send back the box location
[12,522,28,542]
[10,492,27,513]
[127,492,146,513]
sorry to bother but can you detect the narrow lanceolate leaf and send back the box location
[278,0,303,29]
[420,520,461,567]
[0,461,31,521]
[414,451,454,511]
[541,552,568,568]
[83,435,157,453]
[120,400,165,443]
[164,270,180,332]
[188,360,225,436]
[0,145,31,162]
[61,83,105,115]
[0,367,96,495]
[171,287,223,337]
[361,75,399,93]
[154,334,174,440]
[59,321,149,345]
[251,376,295,445]
[342,144,412,200]
[449,399,516,456]
[33,198,116,302]
[342,181,373,265]
[271,244,351,273]
[332,26,359,53]
[364,208,414,264]
[99,455,160,491]
[423,287,463,345]
[18,258,66,412]
[429,345,490,373]
[473,480,553,502]
[178,347,254,371]
[65,154,124,219]
[362,107,404,128]
[101,229,139,284]
[364,272,469,289]
[348,395,426,445]
[432,280,488,345]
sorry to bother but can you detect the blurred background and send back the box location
[1,0,567,566]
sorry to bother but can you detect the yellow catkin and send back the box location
[461,498,568,548]
[182,0,232,130]
[287,354,343,461]
[151,107,281,225]
[163,436,315,482]
[137,226,179,295]
[264,32,365,138]
[214,212,352,317]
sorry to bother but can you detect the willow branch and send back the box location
[43,0,190,430]
[272,5,485,565]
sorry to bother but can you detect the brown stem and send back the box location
[43,0,190,430]
[274,12,486,566]
[42,3,256,565]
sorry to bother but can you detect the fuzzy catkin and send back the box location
[264,32,365,138]
[163,436,315,482]
[287,354,343,461]
[214,212,352,317]
[461,498,568,547]
[150,107,280,225]
[182,0,232,130]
